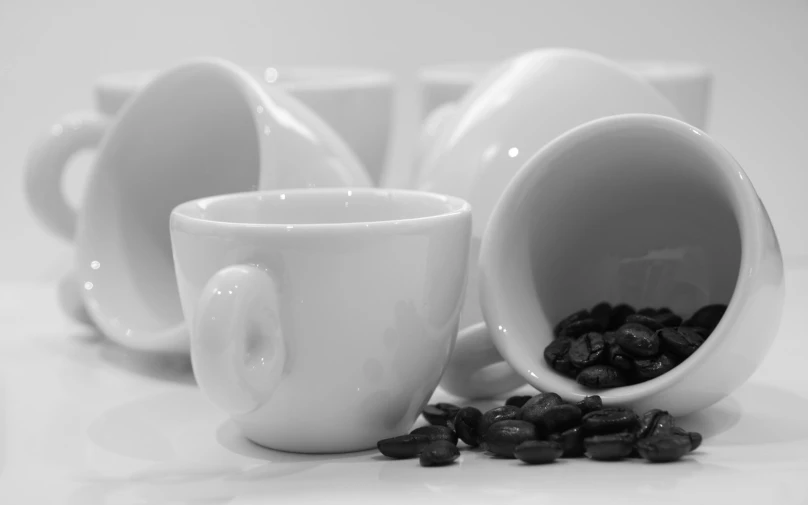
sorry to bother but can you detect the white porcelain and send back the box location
[170,188,472,453]
[479,113,784,417]
[416,48,681,361]
[414,58,712,184]
[33,58,372,353]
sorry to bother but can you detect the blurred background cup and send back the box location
[28,57,371,353]
[171,188,472,452]
[413,58,712,185]
[478,113,784,415]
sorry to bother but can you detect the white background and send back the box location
[1,0,807,281]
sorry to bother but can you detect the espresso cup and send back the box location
[33,58,372,353]
[170,188,472,453]
[477,113,784,416]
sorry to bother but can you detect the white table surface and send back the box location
[2,270,808,504]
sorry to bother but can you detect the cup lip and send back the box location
[480,112,768,404]
[170,187,471,235]
[619,60,713,81]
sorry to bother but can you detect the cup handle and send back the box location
[439,322,528,399]
[23,111,108,241]
[192,264,287,416]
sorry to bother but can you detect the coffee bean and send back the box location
[483,420,539,457]
[454,406,483,447]
[478,405,522,439]
[505,395,532,408]
[554,309,590,337]
[576,365,628,389]
[520,393,563,424]
[544,337,575,377]
[514,440,563,464]
[637,409,675,439]
[534,404,583,435]
[606,343,634,371]
[686,304,727,331]
[616,323,660,357]
[377,434,431,459]
[672,427,702,451]
[654,312,683,328]
[608,304,636,330]
[419,440,460,467]
[590,302,612,329]
[559,318,604,338]
[582,407,639,435]
[411,425,458,445]
[603,332,617,346]
[569,332,606,368]
[575,395,603,415]
[657,307,672,314]
[636,434,691,462]
[584,433,636,461]
[634,353,677,382]
[548,426,585,457]
[422,403,459,428]
[625,314,664,331]
[637,307,658,317]
[658,327,705,359]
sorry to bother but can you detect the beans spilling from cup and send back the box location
[544,302,727,388]
[376,394,702,466]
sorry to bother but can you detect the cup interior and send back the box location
[484,115,749,399]
[173,188,468,228]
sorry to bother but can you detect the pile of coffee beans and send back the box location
[376,394,702,467]
[544,302,727,388]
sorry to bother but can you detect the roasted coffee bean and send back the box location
[505,395,532,408]
[483,420,539,457]
[590,302,612,329]
[520,393,564,423]
[657,307,672,314]
[534,404,583,435]
[672,427,703,451]
[658,327,705,358]
[544,337,575,376]
[577,365,628,389]
[377,434,431,459]
[548,426,585,457]
[625,314,664,331]
[636,434,691,462]
[454,406,483,447]
[616,323,660,357]
[569,332,606,368]
[575,395,603,415]
[559,318,604,338]
[634,353,677,382]
[514,440,563,464]
[686,304,727,331]
[637,307,658,317]
[410,425,458,445]
[419,440,460,467]
[422,403,460,427]
[636,409,676,439]
[603,332,617,346]
[606,343,634,371]
[554,309,590,337]
[584,433,636,460]
[654,312,683,328]
[478,405,522,439]
[582,407,639,435]
[608,304,636,330]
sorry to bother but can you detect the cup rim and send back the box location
[170,187,471,234]
[480,112,768,404]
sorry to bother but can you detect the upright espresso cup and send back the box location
[474,114,784,416]
[170,188,472,453]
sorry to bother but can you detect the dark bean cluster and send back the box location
[376,394,702,466]
[545,302,727,388]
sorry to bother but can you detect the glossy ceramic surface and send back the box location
[170,188,472,452]
[71,58,371,353]
[480,114,785,417]
[4,276,808,503]
[417,48,682,338]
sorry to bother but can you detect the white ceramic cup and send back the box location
[479,114,784,416]
[170,188,472,453]
[30,58,372,353]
